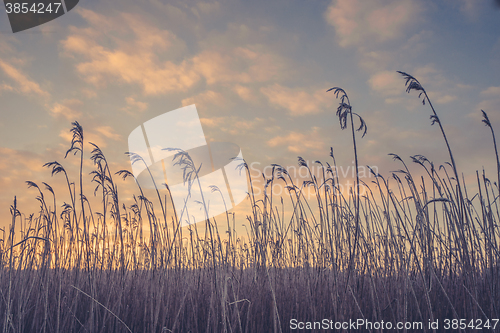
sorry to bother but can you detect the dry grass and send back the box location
[1,72,499,332]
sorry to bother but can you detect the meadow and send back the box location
[1,72,499,332]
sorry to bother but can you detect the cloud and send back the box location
[191,1,221,18]
[62,9,287,96]
[200,116,264,136]
[192,47,285,85]
[81,89,98,99]
[0,83,14,93]
[62,10,198,95]
[233,84,258,103]
[122,96,148,114]
[434,94,457,104]
[66,43,199,94]
[368,71,403,97]
[267,127,325,154]
[200,117,225,128]
[0,59,50,98]
[457,0,485,20]
[95,126,122,141]
[0,147,45,174]
[0,35,16,60]
[367,1,419,41]
[325,0,420,48]
[261,84,333,116]
[181,90,228,109]
[356,30,433,73]
[49,99,83,120]
[76,7,116,32]
[481,86,500,96]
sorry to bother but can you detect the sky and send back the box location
[1,0,500,230]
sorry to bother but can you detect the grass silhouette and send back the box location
[0,72,499,332]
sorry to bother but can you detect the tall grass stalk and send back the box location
[327,87,367,291]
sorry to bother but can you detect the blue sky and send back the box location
[1,0,500,228]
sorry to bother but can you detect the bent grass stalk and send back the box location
[327,87,367,292]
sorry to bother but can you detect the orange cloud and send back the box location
[0,83,14,92]
[199,116,264,136]
[261,84,333,116]
[62,11,198,95]
[181,90,227,109]
[122,96,148,113]
[192,47,284,85]
[0,147,45,174]
[233,84,258,103]
[49,99,83,120]
[62,9,287,96]
[94,126,122,141]
[267,127,325,154]
[0,59,50,98]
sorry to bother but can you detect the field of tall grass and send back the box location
[1,72,499,332]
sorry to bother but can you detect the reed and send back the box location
[0,72,498,332]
